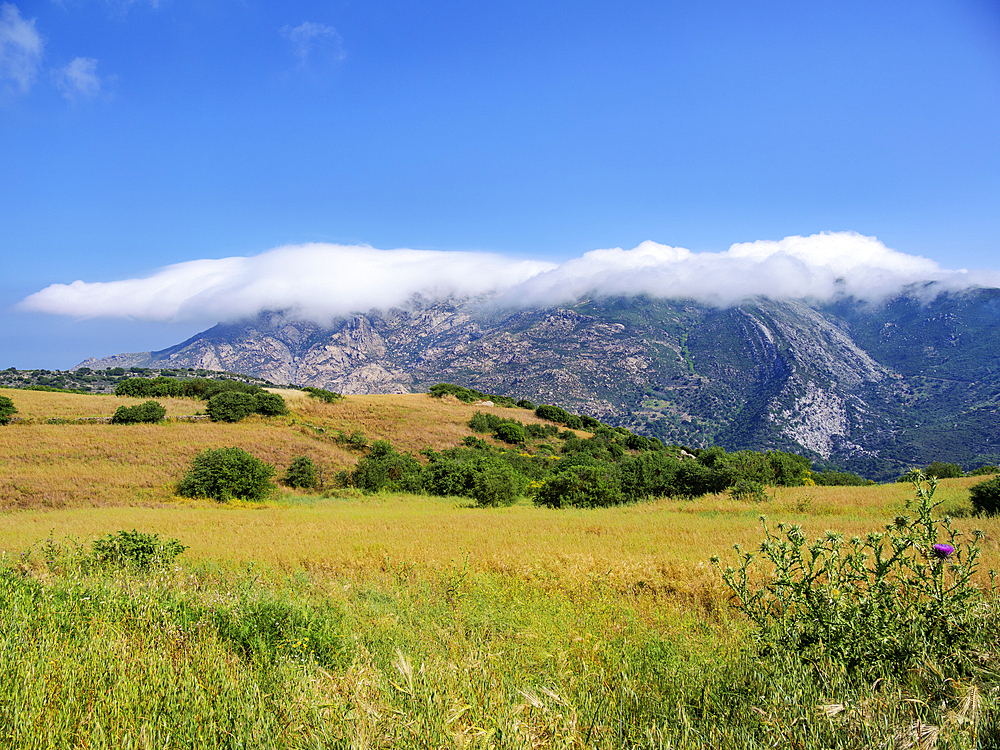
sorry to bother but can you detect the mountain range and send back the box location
[77,289,1000,480]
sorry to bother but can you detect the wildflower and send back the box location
[932,543,954,559]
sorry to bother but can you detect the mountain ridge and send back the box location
[77,290,1000,480]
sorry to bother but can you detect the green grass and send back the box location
[2,484,999,748]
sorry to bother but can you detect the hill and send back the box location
[73,290,1000,480]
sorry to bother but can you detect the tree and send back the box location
[0,395,16,425]
[177,447,276,502]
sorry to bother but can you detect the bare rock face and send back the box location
[80,290,1000,479]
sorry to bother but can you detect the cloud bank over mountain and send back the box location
[19,232,1000,325]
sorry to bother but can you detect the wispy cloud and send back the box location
[52,56,106,102]
[17,233,1000,325]
[503,232,991,308]
[283,21,345,66]
[18,245,555,323]
[0,2,43,95]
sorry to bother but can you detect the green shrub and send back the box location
[471,457,520,507]
[423,456,477,497]
[468,411,503,433]
[716,475,992,674]
[91,529,187,570]
[253,392,288,416]
[0,394,16,425]
[429,382,487,403]
[283,455,318,489]
[534,404,574,424]
[177,447,276,502]
[970,464,999,476]
[493,422,525,444]
[728,478,768,503]
[348,441,424,493]
[812,469,871,486]
[534,464,623,508]
[206,391,256,422]
[969,476,1000,516]
[516,399,535,410]
[302,386,343,403]
[924,460,964,479]
[110,400,166,424]
[524,423,559,439]
[114,376,184,398]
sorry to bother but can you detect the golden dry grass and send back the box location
[0,419,356,509]
[0,389,543,509]
[1,387,208,420]
[3,482,997,594]
[291,392,561,454]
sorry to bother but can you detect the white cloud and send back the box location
[52,56,104,101]
[504,232,993,308]
[18,244,556,323]
[0,3,43,95]
[283,21,345,65]
[17,233,1000,325]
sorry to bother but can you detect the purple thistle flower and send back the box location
[932,543,954,559]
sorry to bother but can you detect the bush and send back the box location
[429,383,488,403]
[924,460,964,479]
[472,458,520,507]
[970,464,999,476]
[468,411,503,433]
[534,404,574,424]
[619,451,681,501]
[728,478,768,503]
[206,391,256,422]
[348,441,424,493]
[91,529,187,570]
[493,422,525,444]
[524,423,559,439]
[516,399,535,410]
[716,475,991,674]
[253,392,288,416]
[178,447,276,502]
[0,395,16,425]
[969,476,1000,516]
[534,464,623,508]
[302,386,343,403]
[111,400,166,424]
[283,455,318,489]
[812,469,871,486]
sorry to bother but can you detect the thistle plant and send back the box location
[715,474,994,674]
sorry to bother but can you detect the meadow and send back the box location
[1,386,998,748]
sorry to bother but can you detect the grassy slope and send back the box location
[0,388,553,510]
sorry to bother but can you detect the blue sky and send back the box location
[2,0,999,369]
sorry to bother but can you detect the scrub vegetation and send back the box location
[1,383,999,747]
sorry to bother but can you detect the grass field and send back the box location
[1,387,999,748]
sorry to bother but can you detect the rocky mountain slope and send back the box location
[78,290,1000,480]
